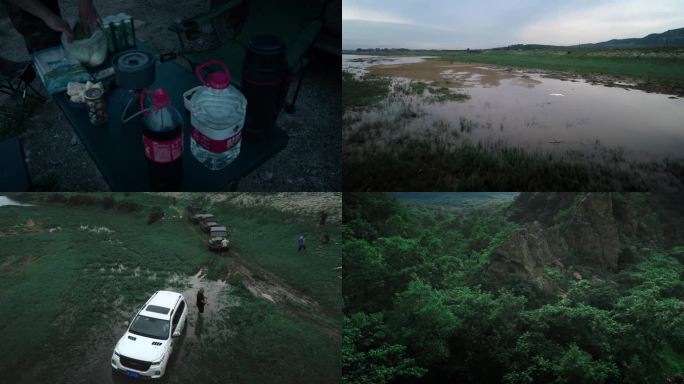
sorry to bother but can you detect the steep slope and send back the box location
[488,193,684,290]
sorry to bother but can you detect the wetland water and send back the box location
[343,55,684,162]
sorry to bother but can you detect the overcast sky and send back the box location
[343,0,684,49]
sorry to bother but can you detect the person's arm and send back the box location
[78,0,101,35]
[4,0,73,41]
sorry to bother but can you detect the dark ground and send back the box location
[0,0,341,191]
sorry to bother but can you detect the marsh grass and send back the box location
[342,71,390,111]
[343,116,684,191]
[393,80,470,103]
[427,86,470,102]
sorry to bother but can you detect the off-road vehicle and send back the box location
[111,291,187,379]
[208,225,229,252]
[200,217,220,232]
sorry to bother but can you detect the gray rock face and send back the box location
[489,193,620,289]
[565,192,620,271]
[507,192,578,224]
[489,222,568,290]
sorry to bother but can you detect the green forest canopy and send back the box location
[343,193,684,384]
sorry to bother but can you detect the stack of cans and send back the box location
[102,14,136,52]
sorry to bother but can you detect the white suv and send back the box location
[111,290,188,379]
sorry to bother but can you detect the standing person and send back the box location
[2,0,101,53]
[298,234,306,252]
[196,288,206,315]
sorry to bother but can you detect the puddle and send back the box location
[343,55,684,162]
[0,196,33,207]
[181,269,233,319]
[79,224,114,235]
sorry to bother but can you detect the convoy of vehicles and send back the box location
[199,217,220,233]
[187,204,230,252]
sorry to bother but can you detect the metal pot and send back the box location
[112,49,156,90]
[113,49,178,123]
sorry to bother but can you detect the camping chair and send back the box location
[168,0,332,111]
[0,56,46,113]
[0,137,30,191]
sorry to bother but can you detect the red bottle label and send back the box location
[143,135,183,163]
[191,126,242,153]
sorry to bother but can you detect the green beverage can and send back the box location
[103,24,114,52]
[123,17,136,47]
[112,20,125,51]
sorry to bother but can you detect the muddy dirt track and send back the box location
[0,196,341,384]
[14,250,338,384]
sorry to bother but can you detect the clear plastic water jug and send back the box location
[189,60,247,170]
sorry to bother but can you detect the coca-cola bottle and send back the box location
[140,89,184,191]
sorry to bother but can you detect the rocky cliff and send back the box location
[487,193,682,290]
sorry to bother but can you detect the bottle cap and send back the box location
[150,88,171,109]
[207,72,229,89]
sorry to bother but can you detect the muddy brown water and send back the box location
[343,55,684,162]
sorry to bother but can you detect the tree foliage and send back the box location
[343,193,684,384]
[343,312,426,384]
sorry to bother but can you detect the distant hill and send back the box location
[393,192,518,209]
[345,28,684,52]
[582,28,684,48]
[491,28,684,50]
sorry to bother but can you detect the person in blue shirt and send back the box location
[298,234,306,252]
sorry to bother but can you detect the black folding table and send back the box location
[50,45,287,191]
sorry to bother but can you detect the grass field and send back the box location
[208,197,342,328]
[441,49,684,83]
[0,193,341,384]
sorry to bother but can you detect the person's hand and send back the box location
[43,12,73,42]
[79,0,101,35]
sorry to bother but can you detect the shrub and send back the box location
[66,195,96,206]
[101,197,116,210]
[118,201,141,213]
[147,206,164,225]
[47,194,66,203]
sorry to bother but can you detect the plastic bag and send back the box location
[61,28,108,67]
[31,46,93,94]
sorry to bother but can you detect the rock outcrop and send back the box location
[489,193,620,289]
